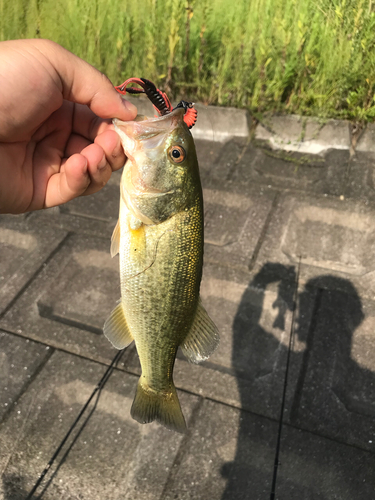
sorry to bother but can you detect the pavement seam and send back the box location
[0,327,137,375]
[225,136,252,182]
[289,289,323,423]
[248,191,281,272]
[270,257,301,500]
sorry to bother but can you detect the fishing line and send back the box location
[25,349,124,500]
[270,257,301,500]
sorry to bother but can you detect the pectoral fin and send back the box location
[103,302,133,349]
[110,220,120,258]
[181,298,220,364]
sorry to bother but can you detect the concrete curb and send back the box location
[255,115,351,155]
[124,95,375,154]
[191,104,249,142]
[356,123,375,153]
[255,117,375,155]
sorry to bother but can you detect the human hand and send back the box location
[0,39,137,214]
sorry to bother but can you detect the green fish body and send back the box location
[104,107,219,433]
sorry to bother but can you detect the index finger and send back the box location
[33,39,138,121]
[71,102,114,141]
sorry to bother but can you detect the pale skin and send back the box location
[0,39,138,214]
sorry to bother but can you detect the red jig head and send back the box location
[115,77,197,129]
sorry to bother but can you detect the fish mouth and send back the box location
[113,106,185,145]
[124,106,185,125]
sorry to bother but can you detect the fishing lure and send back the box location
[115,77,198,129]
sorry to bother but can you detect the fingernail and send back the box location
[122,99,137,117]
[98,153,107,170]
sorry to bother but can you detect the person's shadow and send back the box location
[221,262,372,499]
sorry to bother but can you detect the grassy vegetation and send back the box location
[1,0,375,121]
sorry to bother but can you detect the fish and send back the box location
[103,102,219,433]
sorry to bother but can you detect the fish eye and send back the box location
[168,145,186,164]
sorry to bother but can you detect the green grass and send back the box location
[1,0,375,121]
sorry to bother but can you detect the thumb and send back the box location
[36,39,137,121]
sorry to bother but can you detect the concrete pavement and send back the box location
[1,124,375,498]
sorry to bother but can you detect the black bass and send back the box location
[103,79,219,433]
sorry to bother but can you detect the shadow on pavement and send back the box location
[2,473,29,500]
[221,262,369,499]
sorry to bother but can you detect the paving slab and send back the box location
[28,207,117,241]
[0,215,67,315]
[193,139,217,172]
[0,331,51,422]
[36,236,119,335]
[0,233,123,364]
[284,282,375,451]
[0,349,199,500]
[233,145,348,196]
[203,185,276,270]
[198,138,248,184]
[254,191,375,299]
[163,399,277,500]
[59,169,121,223]
[276,424,375,499]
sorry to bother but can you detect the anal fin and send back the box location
[181,297,220,364]
[103,302,133,349]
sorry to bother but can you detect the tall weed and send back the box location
[1,0,375,120]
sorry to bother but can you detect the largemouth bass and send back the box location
[103,97,219,433]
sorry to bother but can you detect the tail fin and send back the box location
[131,379,186,433]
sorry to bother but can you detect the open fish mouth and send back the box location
[112,108,186,178]
[113,107,185,145]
